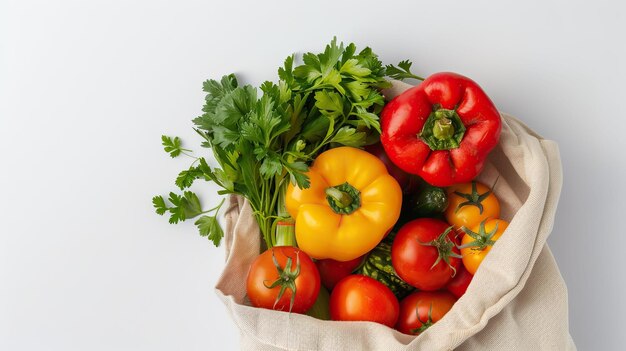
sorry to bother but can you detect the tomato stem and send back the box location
[410,303,434,335]
[263,249,302,312]
[453,178,498,214]
[457,219,499,251]
[418,226,462,277]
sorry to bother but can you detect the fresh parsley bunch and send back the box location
[153,38,409,249]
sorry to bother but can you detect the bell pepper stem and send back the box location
[325,187,353,208]
[433,116,454,140]
[325,182,361,215]
[419,108,466,151]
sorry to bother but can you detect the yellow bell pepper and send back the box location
[286,147,402,261]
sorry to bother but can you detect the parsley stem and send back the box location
[202,197,225,214]
[180,151,197,159]
[307,134,333,158]
[274,180,296,247]
[269,176,285,221]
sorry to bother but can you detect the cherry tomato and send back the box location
[445,263,473,298]
[445,181,500,229]
[315,256,363,291]
[329,275,399,327]
[391,218,461,291]
[246,246,320,314]
[395,291,457,335]
[460,219,509,274]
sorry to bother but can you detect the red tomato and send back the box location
[329,275,399,327]
[445,263,473,298]
[315,256,363,291]
[246,246,320,314]
[391,218,461,291]
[396,291,457,335]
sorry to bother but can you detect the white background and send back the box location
[1,0,625,350]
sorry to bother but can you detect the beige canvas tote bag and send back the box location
[215,81,576,351]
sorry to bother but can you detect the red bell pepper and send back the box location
[380,72,501,187]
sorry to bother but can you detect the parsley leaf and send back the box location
[155,186,226,245]
[278,55,295,87]
[152,196,167,215]
[211,126,240,149]
[294,53,322,83]
[181,191,203,219]
[284,161,310,189]
[202,74,237,112]
[196,157,235,192]
[352,90,385,109]
[168,191,202,223]
[343,80,370,101]
[194,75,239,130]
[241,95,290,148]
[353,107,381,133]
[214,85,257,128]
[330,126,367,147]
[175,166,204,189]
[340,58,371,78]
[195,215,224,247]
[314,90,344,119]
[318,37,344,77]
[300,113,331,142]
[162,135,191,158]
[259,151,283,179]
[153,191,205,224]
[385,60,425,81]
[356,47,388,82]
